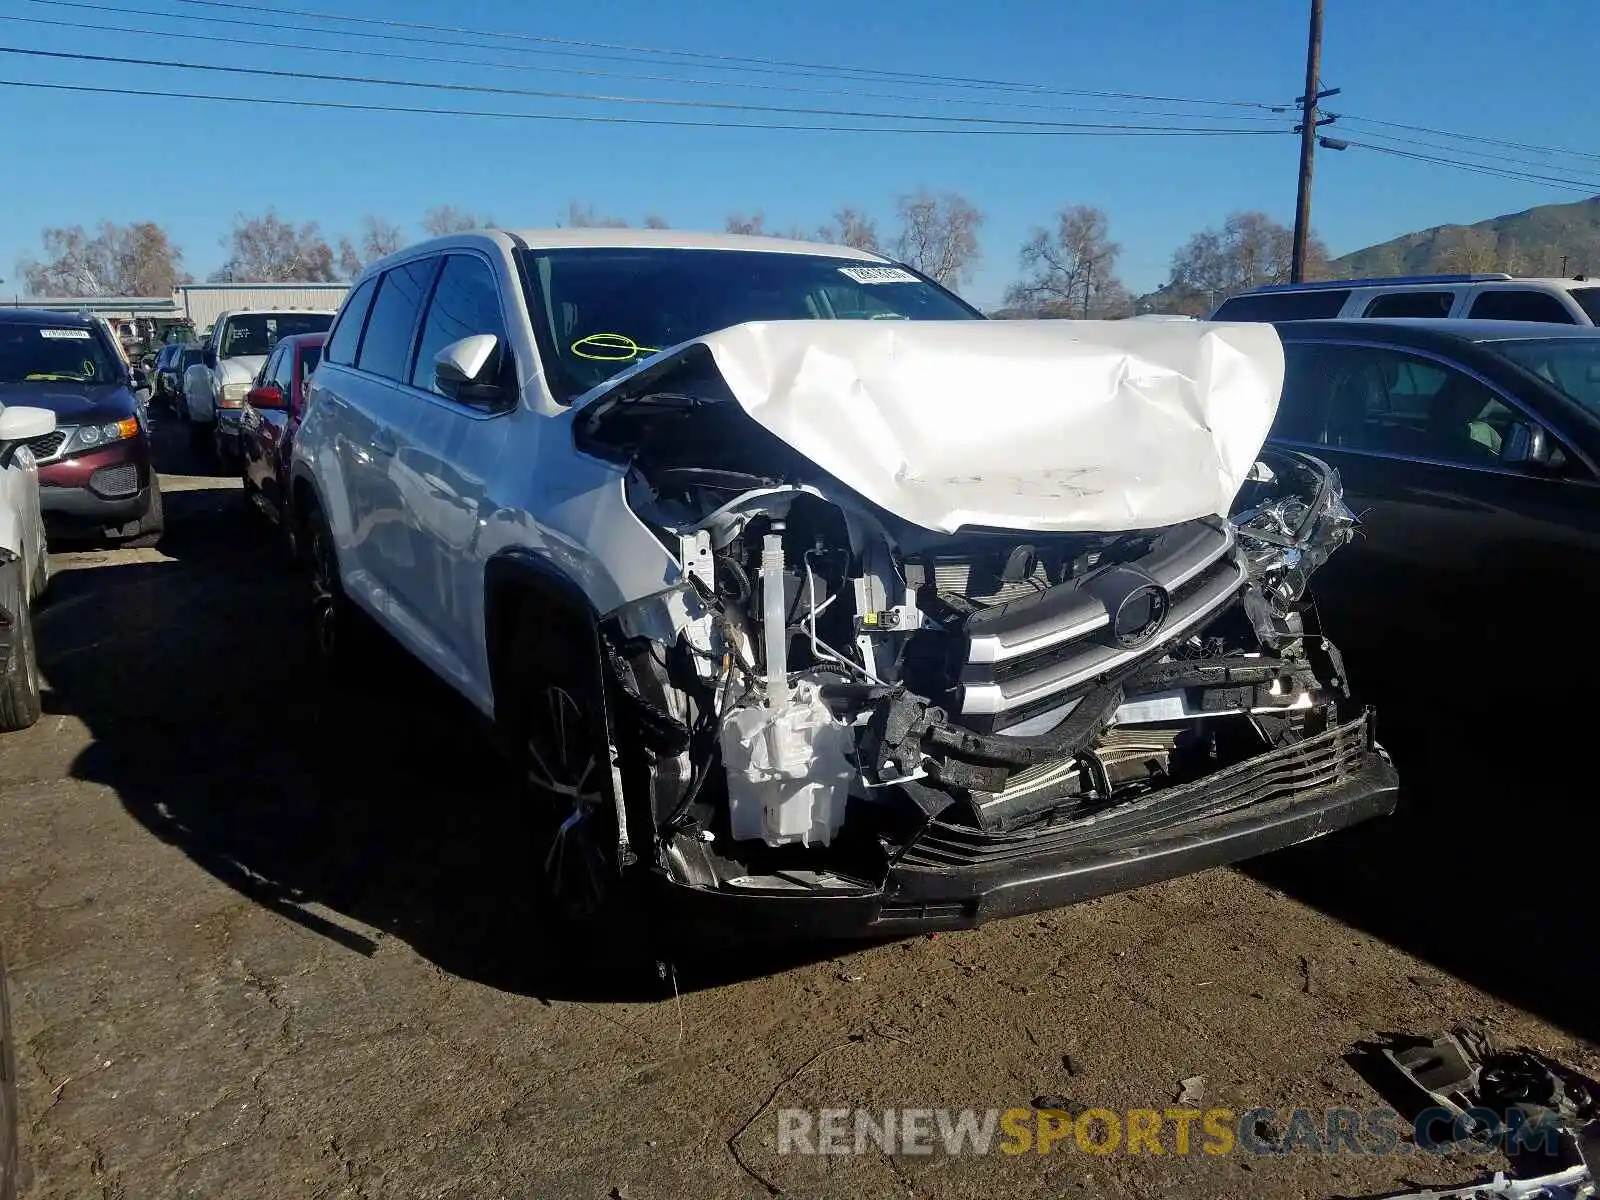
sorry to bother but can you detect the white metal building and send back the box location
[175,282,348,331]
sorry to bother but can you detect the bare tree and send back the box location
[214,210,336,282]
[643,214,670,230]
[337,237,363,281]
[725,212,766,236]
[891,190,982,288]
[421,205,493,237]
[1004,205,1128,317]
[1165,211,1328,310]
[18,221,186,296]
[815,206,880,253]
[558,201,629,228]
[337,216,406,279]
[1433,228,1502,274]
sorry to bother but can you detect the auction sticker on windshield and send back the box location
[838,266,921,284]
[40,328,92,339]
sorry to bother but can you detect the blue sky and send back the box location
[1,0,1594,307]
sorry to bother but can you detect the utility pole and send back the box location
[1291,0,1338,283]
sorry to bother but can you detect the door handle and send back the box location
[371,427,398,458]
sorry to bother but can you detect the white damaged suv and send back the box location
[291,229,1398,947]
[0,399,55,731]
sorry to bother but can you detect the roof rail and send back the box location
[1246,272,1514,294]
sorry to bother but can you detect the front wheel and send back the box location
[116,476,165,548]
[0,558,43,732]
[505,628,635,935]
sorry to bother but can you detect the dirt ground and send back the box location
[0,415,1593,1200]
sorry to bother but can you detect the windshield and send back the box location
[0,322,123,385]
[1490,337,1600,417]
[517,247,982,403]
[220,312,334,359]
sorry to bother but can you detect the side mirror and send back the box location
[0,406,58,466]
[1502,421,1557,467]
[247,384,286,410]
[203,347,218,368]
[434,334,507,406]
[130,366,150,390]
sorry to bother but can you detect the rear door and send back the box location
[388,251,520,700]
[242,343,288,509]
[339,258,438,615]
[1271,336,1600,683]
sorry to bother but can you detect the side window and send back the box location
[410,255,511,394]
[1211,289,1351,321]
[257,345,283,387]
[356,260,437,381]
[1273,343,1333,443]
[270,345,295,392]
[1468,290,1576,323]
[1363,291,1455,318]
[1320,344,1523,466]
[324,276,376,366]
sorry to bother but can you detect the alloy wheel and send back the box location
[523,683,609,922]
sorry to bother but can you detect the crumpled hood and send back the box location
[0,381,136,424]
[579,319,1285,534]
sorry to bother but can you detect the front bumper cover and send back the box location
[654,709,1397,944]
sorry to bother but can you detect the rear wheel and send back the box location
[0,559,43,732]
[303,503,367,685]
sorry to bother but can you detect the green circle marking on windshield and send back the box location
[570,333,661,363]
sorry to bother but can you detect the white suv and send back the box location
[0,400,56,731]
[291,229,1397,946]
[1211,272,1600,324]
[184,308,333,457]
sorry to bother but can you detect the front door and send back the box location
[1271,339,1600,696]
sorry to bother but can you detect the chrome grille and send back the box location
[23,430,66,462]
[932,559,1052,606]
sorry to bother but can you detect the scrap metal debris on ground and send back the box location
[1355,1030,1600,1200]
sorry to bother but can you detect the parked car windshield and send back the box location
[1489,337,1600,417]
[299,344,323,383]
[220,313,334,359]
[518,247,982,403]
[0,322,122,384]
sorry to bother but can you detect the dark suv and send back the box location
[0,309,163,545]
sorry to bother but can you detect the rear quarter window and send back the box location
[1467,290,1577,323]
[1212,289,1352,321]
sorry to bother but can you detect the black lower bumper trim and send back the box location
[652,714,1398,944]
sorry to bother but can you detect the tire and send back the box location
[0,559,43,732]
[189,419,211,451]
[504,622,641,943]
[118,476,165,549]
[303,503,367,686]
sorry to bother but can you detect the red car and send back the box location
[0,309,163,546]
[240,332,326,542]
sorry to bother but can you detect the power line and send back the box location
[0,9,1292,122]
[1336,113,1600,164]
[0,76,1292,137]
[0,44,1294,133]
[1339,127,1600,181]
[1341,139,1600,194]
[156,0,1283,109]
